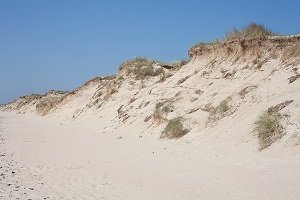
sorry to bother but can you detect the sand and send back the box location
[1,111,300,200]
[1,36,300,199]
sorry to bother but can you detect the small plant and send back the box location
[152,101,173,124]
[152,109,167,124]
[161,117,189,139]
[217,100,229,113]
[254,111,286,150]
[210,100,229,115]
[207,99,231,124]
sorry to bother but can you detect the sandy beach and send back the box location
[1,111,300,200]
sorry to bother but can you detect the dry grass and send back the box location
[160,117,189,139]
[152,101,174,124]
[177,75,191,85]
[194,89,204,95]
[281,43,300,62]
[119,57,164,79]
[119,57,154,71]
[254,111,286,150]
[152,109,167,124]
[224,23,274,41]
[207,99,231,124]
[103,80,119,101]
[211,100,229,114]
[190,23,275,51]
[238,85,257,98]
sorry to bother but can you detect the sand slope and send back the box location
[1,111,300,200]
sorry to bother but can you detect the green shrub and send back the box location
[254,111,285,150]
[161,117,189,139]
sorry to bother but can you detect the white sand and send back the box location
[1,37,300,199]
[1,111,300,200]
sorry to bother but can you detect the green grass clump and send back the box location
[254,111,285,150]
[161,117,189,139]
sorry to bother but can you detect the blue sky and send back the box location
[0,0,299,104]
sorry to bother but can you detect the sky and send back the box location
[0,0,299,104]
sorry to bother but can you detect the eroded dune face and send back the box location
[0,36,300,200]
[2,35,300,148]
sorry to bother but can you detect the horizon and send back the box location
[1,0,300,104]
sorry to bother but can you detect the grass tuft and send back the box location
[152,101,173,124]
[161,117,189,139]
[224,23,274,41]
[119,57,164,79]
[254,111,285,150]
[208,99,230,121]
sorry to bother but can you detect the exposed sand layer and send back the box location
[1,111,300,200]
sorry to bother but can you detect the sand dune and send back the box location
[1,35,300,199]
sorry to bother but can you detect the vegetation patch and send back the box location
[177,75,191,85]
[152,101,174,124]
[161,117,189,139]
[103,79,120,101]
[238,85,257,98]
[288,74,300,84]
[281,43,300,63]
[119,57,164,79]
[267,100,293,113]
[254,111,287,150]
[224,23,274,41]
[190,23,275,50]
[207,98,232,124]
